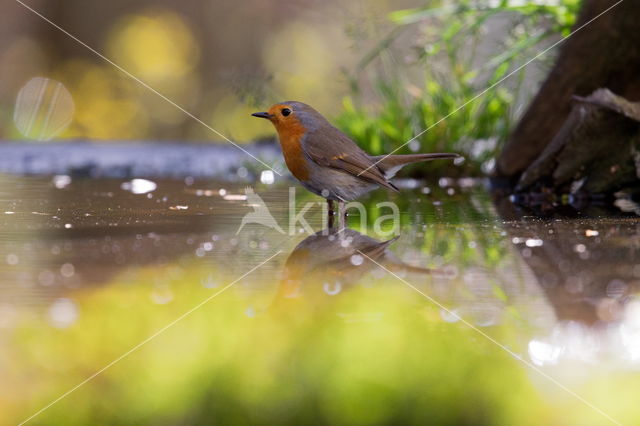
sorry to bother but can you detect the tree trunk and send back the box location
[496,0,640,180]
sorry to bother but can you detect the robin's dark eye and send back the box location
[281,108,292,117]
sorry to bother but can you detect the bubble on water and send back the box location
[151,287,173,304]
[323,282,342,295]
[201,275,219,288]
[350,254,363,266]
[60,263,75,278]
[438,177,452,188]
[440,308,461,323]
[6,254,18,265]
[481,158,495,174]
[14,77,74,141]
[52,175,71,189]
[260,170,275,185]
[48,298,78,328]
[237,167,248,178]
[525,238,543,247]
[528,339,561,366]
[606,279,627,299]
[121,179,157,194]
[39,270,56,286]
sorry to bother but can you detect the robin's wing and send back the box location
[301,126,398,192]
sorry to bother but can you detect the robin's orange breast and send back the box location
[276,120,310,181]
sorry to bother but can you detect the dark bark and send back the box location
[496,0,640,179]
[516,89,640,194]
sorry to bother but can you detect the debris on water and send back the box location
[223,194,247,201]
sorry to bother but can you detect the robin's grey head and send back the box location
[251,101,329,132]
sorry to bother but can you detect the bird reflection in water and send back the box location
[274,228,437,307]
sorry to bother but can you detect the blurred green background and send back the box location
[1,0,582,175]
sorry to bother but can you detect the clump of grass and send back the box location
[335,0,580,177]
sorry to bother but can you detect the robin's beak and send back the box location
[251,112,273,119]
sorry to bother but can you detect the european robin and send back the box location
[252,101,459,227]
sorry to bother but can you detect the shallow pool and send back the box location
[1,174,638,425]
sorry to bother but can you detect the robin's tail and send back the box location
[371,153,460,178]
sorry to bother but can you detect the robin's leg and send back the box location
[338,200,346,229]
[327,199,335,228]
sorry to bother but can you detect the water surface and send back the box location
[1,174,638,425]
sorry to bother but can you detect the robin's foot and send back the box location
[327,199,336,228]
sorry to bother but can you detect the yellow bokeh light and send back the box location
[55,60,149,139]
[106,10,200,89]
